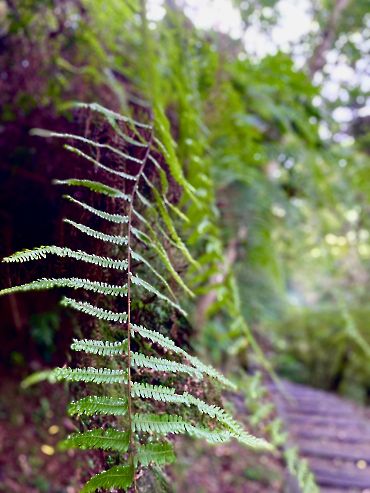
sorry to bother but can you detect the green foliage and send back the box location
[242,372,318,490]
[1,103,268,491]
[5,246,128,270]
[4,0,370,489]
[69,396,128,416]
[130,352,202,379]
[131,324,236,388]
[0,277,127,297]
[54,367,128,384]
[79,465,134,493]
[70,338,128,356]
[284,447,319,493]
[136,443,176,467]
[270,303,370,402]
[63,428,130,453]
[133,413,233,442]
[64,195,129,223]
[61,297,128,323]
[54,179,131,200]
[64,219,129,245]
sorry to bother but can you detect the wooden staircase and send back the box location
[270,380,370,492]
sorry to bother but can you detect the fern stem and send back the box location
[126,111,154,491]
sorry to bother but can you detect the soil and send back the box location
[0,376,91,493]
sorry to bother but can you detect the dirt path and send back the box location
[270,380,370,492]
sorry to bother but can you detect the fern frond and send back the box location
[131,323,186,353]
[131,324,236,389]
[250,402,275,426]
[133,204,178,251]
[135,190,185,252]
[149,154,191,221]
[130,249,176,299]
[285,446,298,474]
[3,246,128,270]
[303,473,319,493]
[63,428,130,453]
[131,352,202,379]
[54,367,128,384]
[61,297,127,321]
[71,338,128,356]
[64,145,137,181]
[79,465,133,493]
[53,178,131,200]
[76,102,152,129]
[94,106,150,149]
[0,278,128,297]
[20,370,56,388]
[147,154,191,222]
[64,219,128,245]
[69,396,128,416]
[153,104,196,201]
[130,274,186,316]
[136,443,176,467]
[131,383,269,448]
[186,355,237,390]
[297,459,309,486]
[148,154,169,194]
[268,418,288,447]
[131,382,179,402]
[142,173,199,268]
[189,425,233,443]
[31,128,147,157]
[166,198,190,223]
[131,224,194,297]
[64,195,129,223]
[133,413,232,443]
[133,413,187,434]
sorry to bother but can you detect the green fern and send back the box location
[63,428,130,453]
[61,297,128,322]
[64,195,129,223]
[133,413,233,443]
[136,443,176,467]
[131,352,203,379]
[0,277,128,297]
[242,372,319,491]
[64,219,129,245]
[54,367,128,384]
[69,396,128,416]
[79,465,134,493]
[4,246,128,270]
[132,324,236,389]
[70,338,128,356]
[1,103,268,491]
[54,178,131,200]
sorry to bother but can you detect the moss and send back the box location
[136,465,173,493]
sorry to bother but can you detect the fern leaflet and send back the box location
[54,367,128,384]
[69,396,128,416]
[136,443,176,467]
[63,428,130,453]
[79,465,133,493]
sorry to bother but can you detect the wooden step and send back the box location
[284,414,369,428]
[269,378,370,491]
[294,428,370,444]
[298,441,370,462]
[312,467,370,488]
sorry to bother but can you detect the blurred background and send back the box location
[1,0,370,491]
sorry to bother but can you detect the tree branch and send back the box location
[309,0,349,78]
